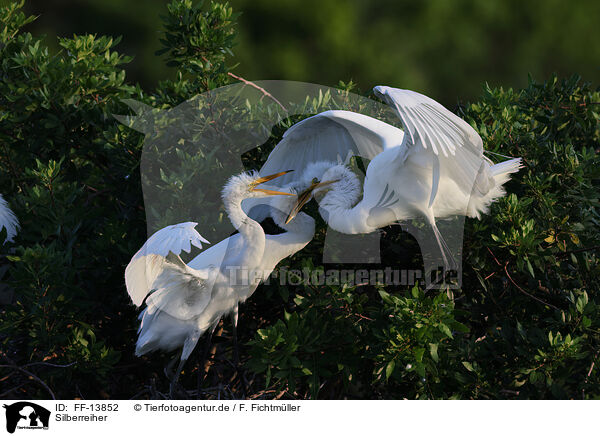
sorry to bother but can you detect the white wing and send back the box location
[143,253,215,321]
[373,86,487,207]
[242,110,405,216]
[134,221,209,258]
[188,232,243,270]
[0,194,19,243]
[374,86,483,157]
[125,222,210,306]
[258,110,404,185]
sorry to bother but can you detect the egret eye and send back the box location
[312,177,319,184]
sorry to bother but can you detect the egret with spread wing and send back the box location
[125,166,332,396]
[125,170,294,395]
[263,86,522,268]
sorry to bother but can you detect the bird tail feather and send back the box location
[490,157,523,184]
[467,158,522,218]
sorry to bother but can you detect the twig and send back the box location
[586,360,596,378]
[0,364,56,400]
[582,350,599,399]
[484,271,500,281]
[556,245,600,258]
[0,370,16,383]
[353,313,374,321]
[0,383,25,398]
[248,388,278,399]
[486,247,502,266]
[274,389,288,400]
[503,263,559,310]
[541,102,600,110]
[23,361,77,369]
[486,247,558,308]
[227,72,287,112]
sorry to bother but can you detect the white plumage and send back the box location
[125,222,210,307]
[261,86,522,267]
[124,167,333,393]
[0,194,19,243]
[124,86,522,393]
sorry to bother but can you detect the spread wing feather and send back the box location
[125,222,210,306]
[242,110,405,216]
[374,86,486,207]
[258,110,404,185]
[374,87,483,157]
[143,256,214,321]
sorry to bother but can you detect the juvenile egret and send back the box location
[125,166,332,395]
[262,86,522,267]
[125,169,292,394]
[0,194,19,243]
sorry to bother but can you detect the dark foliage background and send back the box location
[11,0,600,105]
[0,0,599,399]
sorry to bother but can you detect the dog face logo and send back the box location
[3,402,50,433]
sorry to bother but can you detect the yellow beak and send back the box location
[285,179,338,224]
[251,170,295,196]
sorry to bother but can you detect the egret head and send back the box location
[284,162,357,224]
[318,165,358,195]
[222,170,294,201]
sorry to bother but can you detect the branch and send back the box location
[556,245,600,258]
[0,383,25,398]
[486,247,560,309]
[227,72,288,112]
[23,361,77,369]
[503,263,559,310]
[582,350,599,399]
[0,364,56,400]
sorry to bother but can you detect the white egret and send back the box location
[125,166,332,395]
[0,194,19,243]
[262,86,522,268]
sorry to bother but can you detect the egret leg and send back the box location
[169,332,201,399]
[434,225,456,270]
[231,305,240,365]
[231,307,248,397]
[196,322,218,398]
[169,358,188,399]
[426,212,457,271]
[232,319,239,366]
[164,352,181,381]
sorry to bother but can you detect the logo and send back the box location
[3,402,50,434]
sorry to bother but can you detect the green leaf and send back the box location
[385,360,396,380]
[301,367,312,376]
[582,316,592,328]
[429,343,439,363]
[526,258,535,278]
[439,324,453,339]
[415,347,425,363]
[462,361,474,372]
[411,286,420,298]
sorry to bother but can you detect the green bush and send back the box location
[0,0,598,399]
